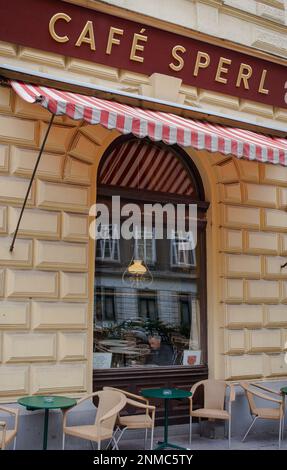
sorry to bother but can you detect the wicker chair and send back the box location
[189,379,235,448]
[103,387,155,450]
[62,390,126,450]
[240,382,285,448]
[0,406,19,450]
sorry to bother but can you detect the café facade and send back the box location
[1,0,287,439]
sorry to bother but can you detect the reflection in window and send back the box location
[138,291,158,322]
[179,294,191,332]
[135,228,156,265]
[95,288,116,322]
[170,231,196,267]
[96,225,120,262]
[94,229,201,368]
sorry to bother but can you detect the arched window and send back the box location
[93,136,208,372]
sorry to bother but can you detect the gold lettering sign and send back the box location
[49,13,71,43]
[106,27,124,55]
[194,51,210,77]
[258,69,269,95]
[169,45,186,72]
[130,29,148,63]
[75,20,96,50]
[215,57,232,84]
[236,63,253,89]
[46,12,281,107]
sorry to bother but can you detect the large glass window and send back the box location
[93,138,206,370]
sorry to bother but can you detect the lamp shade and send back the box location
[127,259,147,275]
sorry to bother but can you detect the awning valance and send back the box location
[11,80,287,167]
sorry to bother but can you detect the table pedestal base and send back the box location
[154,399,189,451]
[156,440,189,450]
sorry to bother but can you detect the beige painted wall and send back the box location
[186,147,287,381]
[0,85,122,401]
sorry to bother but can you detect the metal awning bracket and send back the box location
[9,113,55,252]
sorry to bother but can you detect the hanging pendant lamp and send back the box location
[122,257,153,288]
[121,146,154,288]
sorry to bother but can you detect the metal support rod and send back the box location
[9,113,55,252]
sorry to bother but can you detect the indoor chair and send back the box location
[0,406,19,450]
[189,379,235,448]
[240,382,284,448]
[103,386,155,450]
[62,390,126,450]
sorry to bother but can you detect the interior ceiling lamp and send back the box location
[121,147,153,288]
[122,257,153,288]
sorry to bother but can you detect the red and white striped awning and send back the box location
[11,80,287,166]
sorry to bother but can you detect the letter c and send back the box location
[49,12,71,43]
[284,81,287,105]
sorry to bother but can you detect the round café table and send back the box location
[141,388,192,450]
[18,395,76,450]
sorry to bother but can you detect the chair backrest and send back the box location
[103,386,143,402]
[94,390,126,433]
[240,382,257,415]
[203,379,227,410]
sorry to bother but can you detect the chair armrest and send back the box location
[188,395,193,414]
[63,393,98,427]
[104,387,149,405]
[251,383,282,396]
[247,387,282,404]
[0,407,19,432]
[0,406,18,416]
[229,384,236,402]
[189,381,205,413]
[190,381,204,395]
[0,421,6,450]
[76,391,101,406]
[126,398,155,411]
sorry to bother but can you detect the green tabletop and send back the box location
[18,395,76,450]
[141,388,192,400]
[280,387,287,395]
[18,395,76,410]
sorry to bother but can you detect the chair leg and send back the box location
[144,428,148,450]
[189,416,192,446]
[112,435,119,451]
[282,414,285,441]
[106,427,120,450]
[112,427,126,450]
[279,417,283,449]
[150,426,154,450]
[228,419,231,449]
[242,416,258,442]
[13,436,17,451]
[62,433,65,450]
[98,441,101,450]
